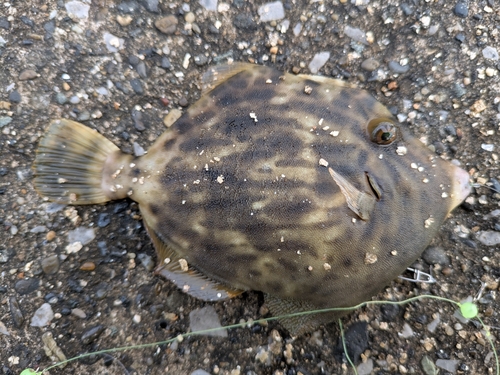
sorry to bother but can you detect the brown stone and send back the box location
[155,15,178,34]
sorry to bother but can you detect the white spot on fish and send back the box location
[217,175,224,184]
[249,112,258,122]
[396,146,407,155]
[179,259,189,272]
[424,216,435,228]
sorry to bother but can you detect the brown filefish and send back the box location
[33,63,471,335]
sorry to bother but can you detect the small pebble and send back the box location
[0,16,10,30]
[199,0,218,12]
[81,325,105,345]
[41,254,60,275]
[308,52,330,74]
[19,69,38,81]
[9,297,24,327]
[189,306,227,337]
[9,91,21,103]
[482,46,499,61]
[30,303,54,327]
[0,116,12,128]
[357,359,373,375]
[344,25,369,45]
[178,97,189,107]
[477,231,500,246]
[155,15,178,34]
[71,308,87,319]
[68,227,95,245]
[361,58,380,72]
[258,1,285,22]
[97,213,111,228]
[116,15,133,26]
[15,278,40,295]
[65,1,90,19]
[388,61,410,74]
[56,93,68,104]
[185,12,195,23]
[80,262,96,271]
[133,142,146,157]
[142,0,159,13]
[422,246,449,265]
[436,359,460,373]
[77,111,90,121]
[191,370,211,375]
[454,1,468,18]
[69,95,80,104]
[130,78,144,95]
[103,32,124,52]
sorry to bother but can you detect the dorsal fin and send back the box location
[328,167,376,221]
[141,214,244,301]
[201,63,255,94]
[296,74,356,88]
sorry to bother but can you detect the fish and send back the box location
[33,63,471,335]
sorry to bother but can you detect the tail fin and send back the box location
[33,119,120,205]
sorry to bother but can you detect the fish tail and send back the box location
[33,119,129,205]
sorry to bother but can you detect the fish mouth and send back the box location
[449,165,471,210]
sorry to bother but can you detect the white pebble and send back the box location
[31,303,54,327]
[308,51,330,74]
[65,1,90,19]
[258,1,285,22]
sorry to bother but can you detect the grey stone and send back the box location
[258,1,285,22]
[422,246,449,265]
[56,92,68,104]
[103,32,124,52]
[65,1,90,19]
[189,306,228,337]
[9,90,21,103]
[344,25,368,45]
[308,52,330,74]
[15,278,40,295]
[454,1,468,18]
[199,0,217,12]
[130,78,144,94]
[41,255,60,275]
[482,46,499,61]
[118,1,140,14]
[155,15,178,34]
[30,303,54,327]
[0,17,10,30]
[234,13,257,31]
[388,60,410,74]
[67,227,96,245]
[436,359,460,373]
[141,0,159,13]
[360,58,380,72]
[0,116,12,128]
[81,325,105,344]
[477,231,500,246]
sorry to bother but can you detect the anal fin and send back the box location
[265,294,347,336]
[141,213,244,301]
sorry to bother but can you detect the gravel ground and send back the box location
[1,0,500,374]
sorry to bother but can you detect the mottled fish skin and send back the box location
[103,64,468,310]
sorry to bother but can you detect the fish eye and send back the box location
[368,118,398,145]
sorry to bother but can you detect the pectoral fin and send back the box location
[328,167,376,221]
[141,212,244,301]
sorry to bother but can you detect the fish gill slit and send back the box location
[365,172,382,201]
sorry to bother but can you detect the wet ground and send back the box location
[1,0,500,374]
